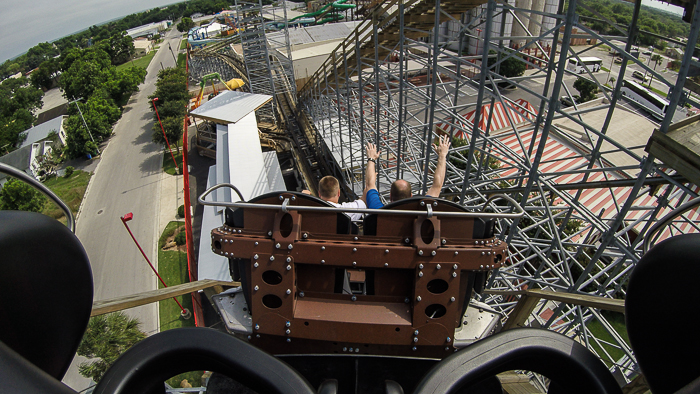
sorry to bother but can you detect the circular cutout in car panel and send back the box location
[420,219,435,244]
[279,213,293,237]
[427,279,448,294]
[262,270,283,285]
[425,304,447,319]
[262,294,283,309]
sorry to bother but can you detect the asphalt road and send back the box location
[61,27,183,391]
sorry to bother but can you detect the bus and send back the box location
[620,80,669,121]
[567,57,603,73]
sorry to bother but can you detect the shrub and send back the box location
[175,231,186,245]
[64,166,75,178]
[178,204,185,218]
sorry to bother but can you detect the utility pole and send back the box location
[69,98,100,155]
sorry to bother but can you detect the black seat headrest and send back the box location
[0,211,93,380]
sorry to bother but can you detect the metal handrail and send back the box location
[0,162,75,232]
[643,196,700,254]
[198,183,525,220]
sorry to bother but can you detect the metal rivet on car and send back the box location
[418,250,423,256]
[416,296,422,302]
[254,285,259,291]
[450,297,456,302]
[254,262,259,268]
[303,233,308,239]
[321,260,325,264]
[288,244,293,250]
[414,330,419,335]
[354,237,358,241]
[276,243,281,249]
[405,238,410,243]
[286,289,291,295]
[300,292,305,297]
[442,239,446,245]
[351,295,357,301]
[268,231,272,236]
[286,257,292,263]
[453,264,458,270]
[436,264,441,269]
[413,337,418,342]
[254,254,259,260]
[419,271,423,277]
[255,324,259,330]
[352,261,357,266]
[385,249,389,253]
[419,264,424,269]
[286,321,291,327]
[431,251,437,256]
[321,246,326,251]
[286,265,292,271]
[412,346,417,351]
[353,248,357,252]
[384,263,389,267]
[286,329,291,335]
[270,256,275,261]
[452,272,457,277]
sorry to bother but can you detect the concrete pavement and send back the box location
[61,26,185,392]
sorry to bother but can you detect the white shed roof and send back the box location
[189,91,272,124]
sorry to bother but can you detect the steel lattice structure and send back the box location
[296,0,700,382]
[189,0,700,384]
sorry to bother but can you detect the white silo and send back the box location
[467,1,513,55]
[511,0,533,48]
[541,0,559,42]
[528,0,546,43]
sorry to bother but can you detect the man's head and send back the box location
[318,176,340,203]
[390,179,412,202]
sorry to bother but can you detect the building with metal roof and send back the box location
[191,91,285,281]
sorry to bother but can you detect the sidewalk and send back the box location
[157,168,185,241]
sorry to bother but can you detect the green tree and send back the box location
[59,47,113,101]
[63,94,120,158]
[104,32,136,66]
[177,17,195,33]
[77,312,146,383]
[0,178,46,212]
[573,78,598,102]
[30,58,60,90]
[153,115,184,149]
[487,50,526,82]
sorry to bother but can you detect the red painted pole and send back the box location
[120,213,188,315]
[152,98,179,173]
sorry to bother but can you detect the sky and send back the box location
[0,0,688,64]
[0,0,180,63]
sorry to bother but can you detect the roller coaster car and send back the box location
[1,178,698,393]
[210,192,507,358]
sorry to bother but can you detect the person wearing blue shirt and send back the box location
[363,135,451,208]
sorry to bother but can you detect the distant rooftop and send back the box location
[19,115,65,149]
[267,21,361,48]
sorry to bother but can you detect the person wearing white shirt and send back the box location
[304,176,366,221]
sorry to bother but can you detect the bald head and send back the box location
[390,180,412,202]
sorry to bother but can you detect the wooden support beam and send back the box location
[91,280,238,317]
[484,288,626,330]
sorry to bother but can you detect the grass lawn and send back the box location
[157,220,202,387]
[116,51,157,71]
[163,148,184,175]
[177,53,186,69]
[649,86,668,97]
[586,311,630,367]
[41,170,92,222]
[180,39,188,50]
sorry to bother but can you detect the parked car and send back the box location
[560,95,578,107]
[614,57,623,64]
[632,70,650,82]
[642,50,652,56]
